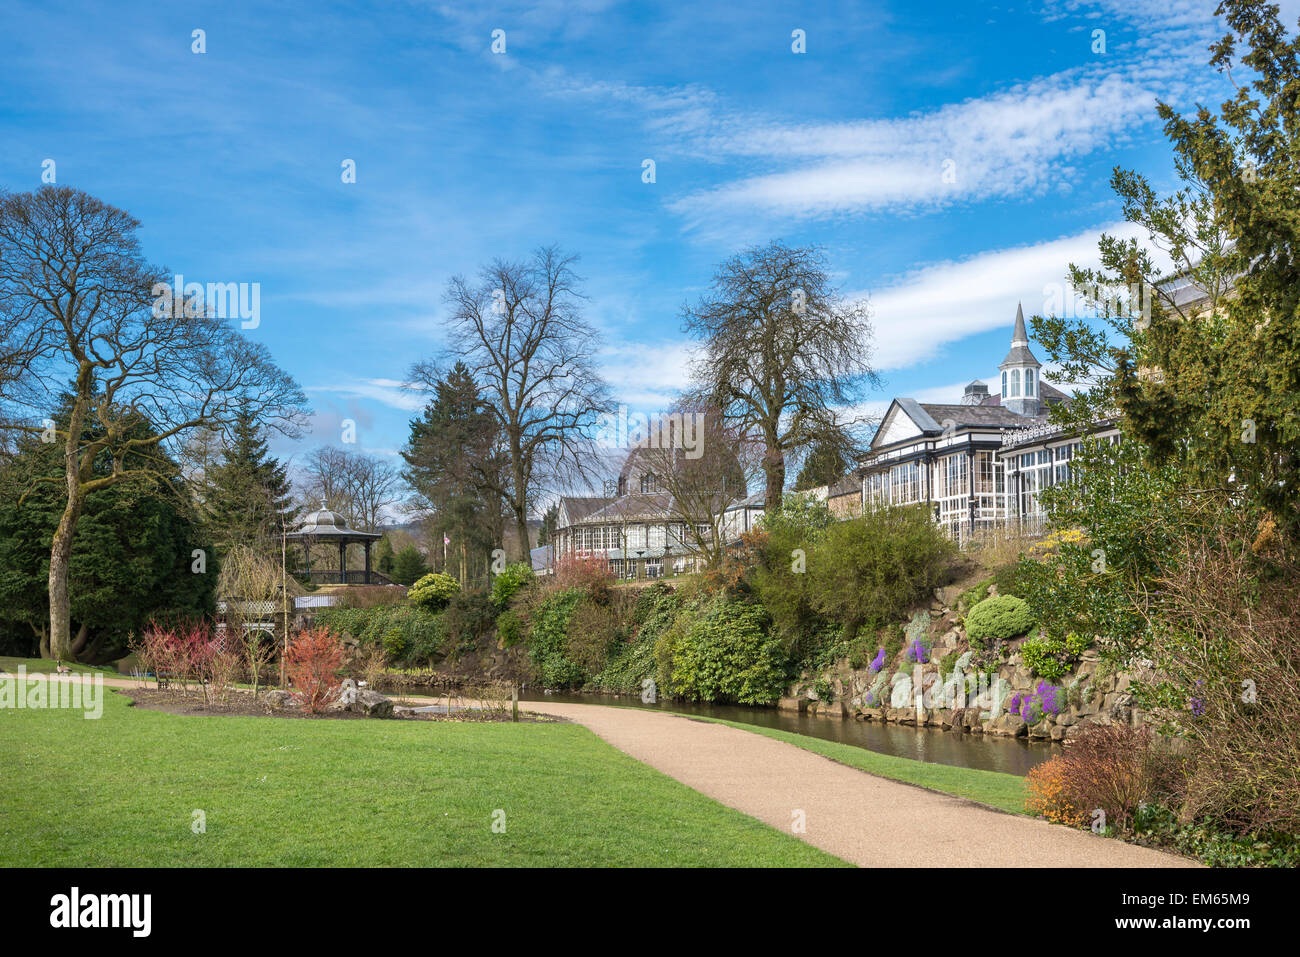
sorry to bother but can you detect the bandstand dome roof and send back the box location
[287,501,381,540]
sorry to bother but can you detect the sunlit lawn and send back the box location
[1,687,845,867]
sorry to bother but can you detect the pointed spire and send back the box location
[999,301,1040,370]
[1012,301,1028,345]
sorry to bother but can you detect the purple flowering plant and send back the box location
[1016,682,1064,724]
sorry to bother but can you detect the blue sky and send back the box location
[0,0,1262,485]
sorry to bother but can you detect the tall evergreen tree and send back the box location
[390,544,430,586]
[204,404,295,552]
[0,398,217,661]
[537,503,559,546]
[403,362,507,583]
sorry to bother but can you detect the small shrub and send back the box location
[490,562,534,610]
[812,677,834,703]
[956,577,993,612]
[553,554,614,597]
[1020,631,1092,681]
[440,591,495,657]
[965,594,1034,646]
[285,627,345,713]
[807,504,957,644]
[528,587,586,688]
[1054,723,1185,832]
[1025,756,1088,826]
[566,598,621,677]
[496,608,523,647]
[408,572,461,611]
[381,626,408,663]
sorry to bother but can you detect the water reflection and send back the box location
[519,691,1055,776]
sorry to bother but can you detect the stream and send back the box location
[516,690,1056,776]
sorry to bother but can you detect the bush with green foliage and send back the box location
[408,572,461,611]
[566,598,622,678]
[749,495,834,659]
[390,544,430,586]
[957,578,993,613]
[316,603,443,666]
[496,608,524,647]
[490,561,534,610]
[1019,631,1094,681]
[439,590,494,658]
[527,588,586,688]
[592,584,681,694]
[964,594,1034,647]
[663,599,788,705]
[807,504,956,642]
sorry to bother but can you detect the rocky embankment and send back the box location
[783,584,1142,742]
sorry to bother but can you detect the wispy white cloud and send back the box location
[597,338,700,408]
[856,221,1155,371]
[535,0,1227,234]
[306,378,424,412]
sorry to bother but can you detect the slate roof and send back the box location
[917,402,1036,429]
[582,491,676,523]
[828,474,861,498]
[982,379,1070,410]
[560,496,613,523]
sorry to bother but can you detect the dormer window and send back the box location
[640,473,657,493]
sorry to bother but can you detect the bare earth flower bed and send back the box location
[117,687,560,723]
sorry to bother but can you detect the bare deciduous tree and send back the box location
[632,403,760,566]
[682,241,878,511]
[0,186,307,660]
[435,246,611,556]
[301,445,402,532]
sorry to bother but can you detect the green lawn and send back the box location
[0,655,117,675]
[0,688,845,867]
[700,718,1030,815]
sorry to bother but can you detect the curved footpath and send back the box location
[14,672,1195,867]
[521,699,1196,868]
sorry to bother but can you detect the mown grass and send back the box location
[0,687,845,867]
[0,656,116,675]
[697,718,1029,815]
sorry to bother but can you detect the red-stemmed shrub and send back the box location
[285,627,345,713]
[1054,723,1185,832]
[554,553,614,596]
[135,619,240,705]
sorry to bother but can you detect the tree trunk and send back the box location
[70,621,91,657]
[763,445,786,513]
[509,435,530,559]
[48,492,83,661]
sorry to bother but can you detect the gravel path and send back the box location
[520,699,1198,868]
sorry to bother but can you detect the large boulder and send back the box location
[889,671,913,708]
[261,689,298,710]
[349,689,394,718]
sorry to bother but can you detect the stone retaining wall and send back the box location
[783,586,1143,743]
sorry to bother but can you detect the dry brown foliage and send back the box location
[1146,521,1300,833]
